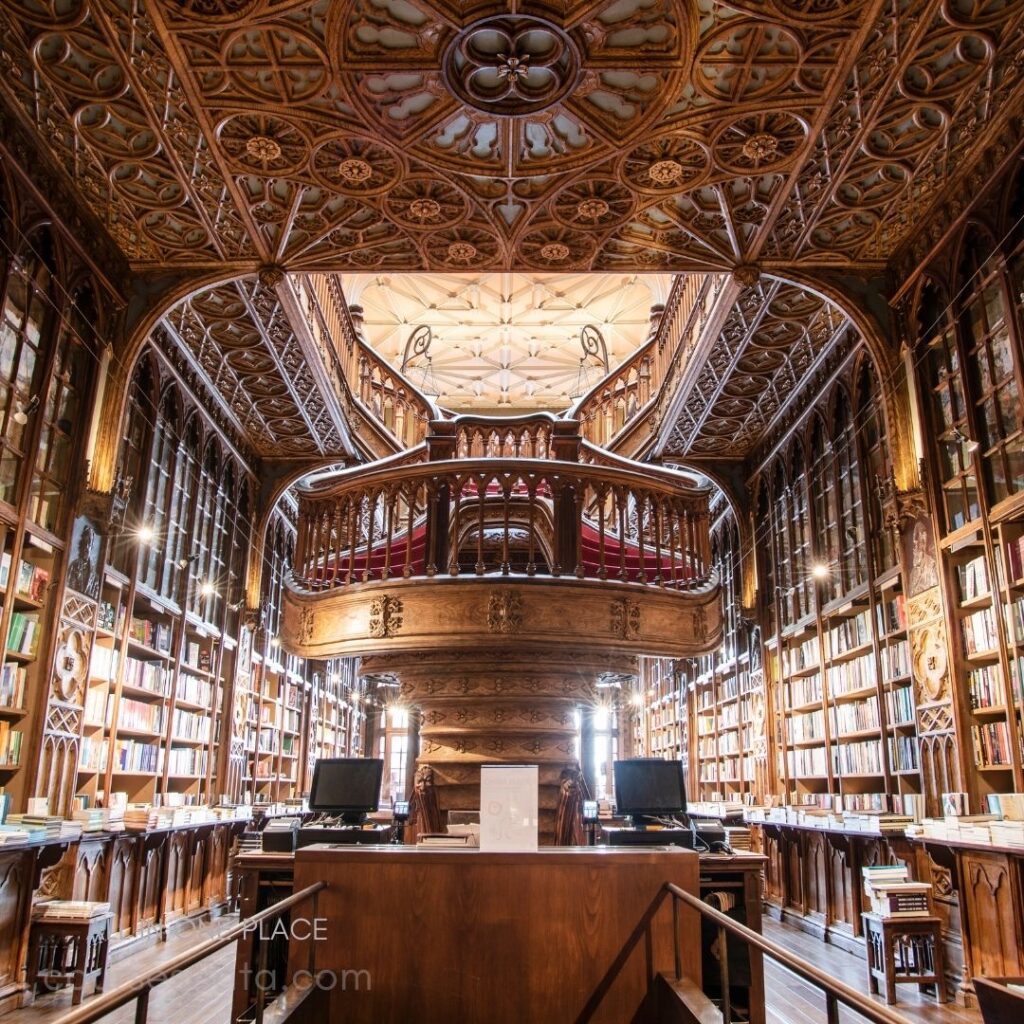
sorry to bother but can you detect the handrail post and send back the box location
[672,896,681,981]
[718,923,732,1024]
[254,916,269,1024]
[133,988,149,1024]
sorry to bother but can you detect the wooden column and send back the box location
[361,647,637,842]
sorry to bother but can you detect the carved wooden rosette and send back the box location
[362,648,638,843]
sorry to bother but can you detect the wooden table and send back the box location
[862,913,947,1005]
[289,844,701,1024]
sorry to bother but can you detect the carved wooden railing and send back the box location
[572,274,727,451]
[292,457,713,592]
[297,274,434,451]
[426,412,580,461]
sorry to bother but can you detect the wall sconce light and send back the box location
[951,427,980,454]
[136,524,154,544]
[12,395,39,426]
[811,563,830,580]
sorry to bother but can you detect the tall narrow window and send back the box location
[112,362,156,575]
[810,416,836,590]
[165,417,198,599]
[789,446,815,618]
[756,486,776,635]
[958,229,1024,505]
[30,284,95,533]
[140,392,180,594]
[858,362,897,573]
[772,465,795,624]
[0,231,54,508]
[920,282,979,530]
[833,393,867,593]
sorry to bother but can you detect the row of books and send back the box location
[886,685,914,726]
[1004,534,1024,583]
[877,593,907,635]
[962,606,998,655]
[832,738,883,775]
[784,636,819,673]
[171,708,210,742]
[8,612,40,657]
[123,657,169,696]
[957,554,989,601]
[0,663,26,709]
[832,695,880,734]
[882,640,910,681]
[827,610,872,656]
[972,721,1014,766]
[827,651,876,696]
[968,664,1004,709]
[167,747,207,776]
[0,553,50,602]
[790,710,825,742]
[183,641,212,672]
[128,616,172,654]
[176,673,212,708]
[889,735,919,772]
[0,722,22,765]
[118,696,164,734]
[789,675,822,707]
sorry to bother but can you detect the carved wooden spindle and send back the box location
[449,477,462,576]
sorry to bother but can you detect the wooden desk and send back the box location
[699,853,766,1024]
[289,844,701,1024]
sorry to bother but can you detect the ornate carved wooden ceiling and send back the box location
[162,276,348,457]
[0,0,1019,275]
[660,277,852,458]
[341,271,670,411]
[1,0,1022,459]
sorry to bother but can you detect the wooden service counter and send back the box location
[282,844,700,1024]
[752,820,1024,1001]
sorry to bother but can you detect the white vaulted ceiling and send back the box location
[338,272,673,412]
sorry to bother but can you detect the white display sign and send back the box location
[480,765,539,852]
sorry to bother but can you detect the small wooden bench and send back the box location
[26,909,111,1005]
[862,913,946,1006]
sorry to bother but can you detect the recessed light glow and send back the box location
[812,563,830,580]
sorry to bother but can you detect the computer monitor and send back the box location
[308,758,384,825]
[613,758,687,826]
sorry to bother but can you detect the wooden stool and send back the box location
[26,912,111,1005]
[862,913,947,1006]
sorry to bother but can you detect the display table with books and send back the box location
[749,811,1024,1002]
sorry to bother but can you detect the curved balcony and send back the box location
[283,452,719,659]
[280,433,721,841]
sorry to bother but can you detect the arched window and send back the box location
[30,282,97,533]
[0,228,56,507]
[919,281,978,530]
[772,463,795,624]
[857,361,897,573]
[714,518,740,661]
[957,227,1024,505]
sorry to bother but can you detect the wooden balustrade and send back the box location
[298,274,433,450]
[425,413,580,461]
[293,457,713,592]
[574,274,727,450]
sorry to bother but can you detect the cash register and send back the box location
[297,757,391,848]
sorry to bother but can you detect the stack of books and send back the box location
[991,819,1024,847]
[0,825,29,847]
[32,901,110,921]
[124,805,173,831]
[724,826,752,851]
[73,808,106,833]
[237,831,263,854]
[8,815,63,841]
[863,866,933,919]
[843,812,913,835]
[59,820,82,841]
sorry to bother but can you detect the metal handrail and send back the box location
[46,881,326,1024]
[665,883,911,1024]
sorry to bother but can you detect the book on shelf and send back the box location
[0,553,9,590]
[957,554,989,601]
[7,612,39,657]
[972,721,1012,766]
[962,607,998,655]
[986,792,1024,819]
[0,663,25,709]
[868,882,933,918]
[0,722,23,765]
[1005,534,1024,583]
[32,901,111,920]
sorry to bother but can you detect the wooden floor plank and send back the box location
[763,919,981,1024]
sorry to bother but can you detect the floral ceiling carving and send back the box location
[0,0,1018,275]
[1,0,1023,458]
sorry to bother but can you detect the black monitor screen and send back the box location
[308,758,384,813]
[614,759,687,817]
